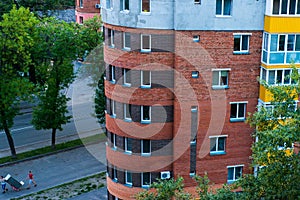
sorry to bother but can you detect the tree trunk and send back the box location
[51,128,56,149]
[4,122,17,159]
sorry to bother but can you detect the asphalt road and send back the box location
[0,143,107,200]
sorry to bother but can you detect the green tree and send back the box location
[0,6,38,158]
[243,65,300,199]
[135,177,192,200]
[31,18,78,149]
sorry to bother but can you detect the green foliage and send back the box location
[135,177,192,200]
[0,6,38,157]
[244,64,300,199]
[95,74,106,124]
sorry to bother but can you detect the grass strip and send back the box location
[0,133,106,165]
[11,172,107,200]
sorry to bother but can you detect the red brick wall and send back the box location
[75,0,100,13]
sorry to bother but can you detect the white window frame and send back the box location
[123,68,131,86]
[111,133,117,149]
[260,67,293,85]
[230,102,247,122]
[124,103,132,121]
[125,137,132,154]
[233,33,251,53]
[141,105,151,123]
[123,32,131,50]
[141,71,151,88]
[109,29,115,47]
[121,0,130,12]
[271,0,300,15]
[79,0,83,8]
[141,172,151,188]
[141,140,151,156]
[216,0,232,16]
[110,65,116,83]
[212,68,230,89]
[209,135,227,154]
[125,171,132,186]
[111,99,116,117]
[141,0,151,13]
[227,165,244,183]
[141,34,151,52]
[112,166,118,181]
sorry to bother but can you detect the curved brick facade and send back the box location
[103,1,263,199]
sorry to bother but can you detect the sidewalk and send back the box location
[0,142,107,200]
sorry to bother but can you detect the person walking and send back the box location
[0,176,8,193]
[27,171,37,189]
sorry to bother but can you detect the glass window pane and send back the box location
[125,104,131,119]
[262,68,267,81]
[125,0,129,10]
[269,70,276,85]
[142,140,150,153]
[124,33,131,48]
[241,35,249,51]
[263,33,269,51]
[125,68,131,84]
[281,0,288,14]
[143,106,150,120]
[277,70,283,84]
[212,71,219,85]
[230,104,237,118]
[223,0,231,15]
[216,0,222,15]
[238,103,245,118]
[228,168,234,180]
[287,35,295,51]
[234,36,241,51]
[126,138,132,151]
[273,0,280,14]
[220,71,228,85]
[126,171,132,183]
[284,69,291,84]
[218,137,225,151]
[270,35,278,51]
[235,167,243,179]
[297,0,300,14]
[289,0,296,14]
[142,0,150,12]
[142,172,150,185]
[142,71,150,85]
[295,35,300,51]
[210,138,217,151]
[142,35,150,50]
[278,35,286,51]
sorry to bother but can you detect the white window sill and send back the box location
[212,85,229,90]
[140,49,151,53]
[233,51,250,55]
[124,183,133,187]
[122,47,131,51]
[210,151,226,156]
[141,153,151,157]
[142,185,150,189]
[110,114,116,118]
[124,151,132,155]
[123,83,131,87]
[120,10,130,14]
[140,12,151,15]
[141,120,151,124]
[230,118,245,122]
[110,80,116,84]
[215,15,232,18]
[140,85,151,89]
[124,118,132,122]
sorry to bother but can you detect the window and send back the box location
[210,136,227,155]
[212,69,229,89]
[108,29,115,47]
[227,165,243,183]
[123,32,131,50]
[110,99,116,117]
[141,34,151,52]
[121,0,130,11]
[141,106,151,123]
[112,166,118,181]
[79,0,83,8]
[216,0,232,16]
[260,67,292,85]
[193,35,200,42]
[79,16,84,24]
[141,140,151,155]
[234,34,250,53]
[192,71,199,78]
[111,133,117,149]
[106,0,113,9]
[141,71,151,88]
[124,103,132,121]
[230,102,247,122]
[123,68,131,86]
[109,65,115,83]
[141,0,150,13]
[125,138,132,153]
[125,171,132,185]
[194,0,201,4]
[142,172,151,187]
[272,0,300,15]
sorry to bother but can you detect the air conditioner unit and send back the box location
[160,171,171,180]
[95,4,101,9]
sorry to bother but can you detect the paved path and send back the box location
[0,142,107,200]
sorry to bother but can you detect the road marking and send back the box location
[0,125,33,135]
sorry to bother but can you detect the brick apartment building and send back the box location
[100,0,300,199]
[75,0,101,24]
